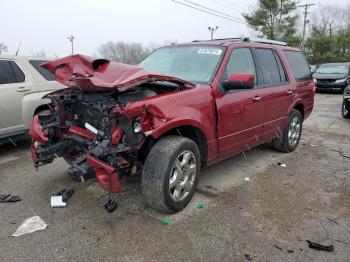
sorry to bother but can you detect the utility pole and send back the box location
[208,26,218,40]
[299,3,315,49]
[67,35,75,55]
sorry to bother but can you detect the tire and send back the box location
[142,136,201,213]
[342,101,350,119]
[272,110,303,153]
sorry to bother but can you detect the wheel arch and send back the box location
[147,121,209,166]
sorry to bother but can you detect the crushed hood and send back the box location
[42,54,195,92]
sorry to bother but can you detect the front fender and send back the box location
[150,118,208,139]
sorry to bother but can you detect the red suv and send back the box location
[30,38,315,213]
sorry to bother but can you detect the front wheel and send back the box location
[142,136,201,213]
[272,110,303,153]
[342,101,350,119]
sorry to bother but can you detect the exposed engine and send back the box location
[31,82,178,192]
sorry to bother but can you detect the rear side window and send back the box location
[283,50,312,81]
[0,60,25,84]
[29,60,55,81]
[255,48,287,85]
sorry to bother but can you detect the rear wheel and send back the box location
[272,110,302,153]
[142,136,200,213]
[342,101,350,119]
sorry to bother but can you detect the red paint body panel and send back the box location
[87,155,121,193]
[42,54,195,92]
[69,126,96,140]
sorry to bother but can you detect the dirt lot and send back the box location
[0,93,349,262]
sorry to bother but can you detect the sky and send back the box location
[0,0,348,57]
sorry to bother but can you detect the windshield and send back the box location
[139,45,225,84]
[315,65,348,74]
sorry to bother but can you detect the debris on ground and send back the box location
[278,163,287,167]
[50,188,74,208]
[104,198,118,212]
[196,203,204,209]
[287,249,294,253]
[244,177,250,181]
[306,240,334,252]
[0,194,21,203]
[310,144,318,147]
[12,216,47,237]
[162,218,171,225]
[274,245,283,250]
[244,253,252,261]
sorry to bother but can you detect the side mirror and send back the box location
[222,73,254,91]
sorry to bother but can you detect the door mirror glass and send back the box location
[222,73,254,90]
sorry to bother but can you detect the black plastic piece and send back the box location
[306,240,334,252]
[104,199,118,212]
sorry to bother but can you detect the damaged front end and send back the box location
[30,55,194,193]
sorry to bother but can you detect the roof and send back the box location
[173,37,300,51]
[0,55,52,61]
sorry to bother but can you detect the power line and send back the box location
[181,0,245,22]
[170,0,246,24]
[298,3,315,49]
[207,0,245,12]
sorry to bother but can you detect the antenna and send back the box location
[15,41,22,56]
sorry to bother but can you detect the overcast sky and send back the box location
[0,0,348,57]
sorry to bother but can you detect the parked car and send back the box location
[0,55,64,141]
[30,38,315,213]
[313,62,350,93]
[342,85,350,118]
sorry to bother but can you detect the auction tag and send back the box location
[197,48,222,55]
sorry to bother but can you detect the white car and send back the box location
[0,55,64,141]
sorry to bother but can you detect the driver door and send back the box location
[215,48,264,157]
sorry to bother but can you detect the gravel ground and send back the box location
[0,93,349,262]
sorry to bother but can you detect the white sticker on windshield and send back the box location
[198,48,222,55]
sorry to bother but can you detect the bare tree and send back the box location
[0,42,8,55]
[97,41,149,65]
[97,41,177,65]
[309,5,346,36]
[31,49,46,58]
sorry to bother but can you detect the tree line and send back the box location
[243,0,350,65]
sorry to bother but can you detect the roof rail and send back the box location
[192,38,241,42]
[241,37,288,46]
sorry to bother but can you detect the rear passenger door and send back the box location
[0,60,27,136]
[254,48,292,140]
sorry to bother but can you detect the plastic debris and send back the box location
[306,240,334,252]
[244,253,252,261]
[196,203,204,209]
[278,163,287,167]
[244,177,250,181]
[12,216,47,237]
[104,198,118,212]
[50,188,74,208]
[0,194,21,203]
[162,218,171,225]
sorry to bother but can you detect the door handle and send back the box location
[16,86,31,92]
[253,95,261,102]
[287,89,293,95]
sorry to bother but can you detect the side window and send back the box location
[0,60,25,84]
[10,62,25,83]
[29,60,55,81]
[255,48,286,85]
[283,50,312,81]
[223,48,257,84]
